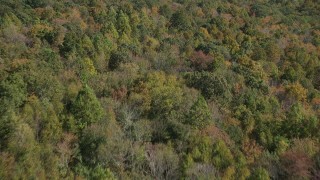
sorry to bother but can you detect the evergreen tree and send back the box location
[186,95,211,129]
[71,85,104,131]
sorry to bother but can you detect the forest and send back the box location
[0,0,320,179]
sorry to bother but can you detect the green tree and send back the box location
[282,103,319,138]
[170,11,191,31]
[234,105,255,134]
[147,72,183,119]
[90,166,116,180]
[108,48,129,70]
[212,140,234,170]
[22,95,62,143]
[186,95,211,129]
[184,71,230,100]
[26,0,49,8]
[249,167,270,180]
[8,123,44,179]
[0,110,16,150]
[71,85,104,130]
[117,11,132,36]
[0,73,27,109]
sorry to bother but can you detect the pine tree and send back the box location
[71,85,104,131]
[187,95,211,129]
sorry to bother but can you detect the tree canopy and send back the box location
[0,0,320,179]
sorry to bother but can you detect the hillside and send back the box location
[0,0,320,179]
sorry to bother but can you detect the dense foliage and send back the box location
[0,0,320,179]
